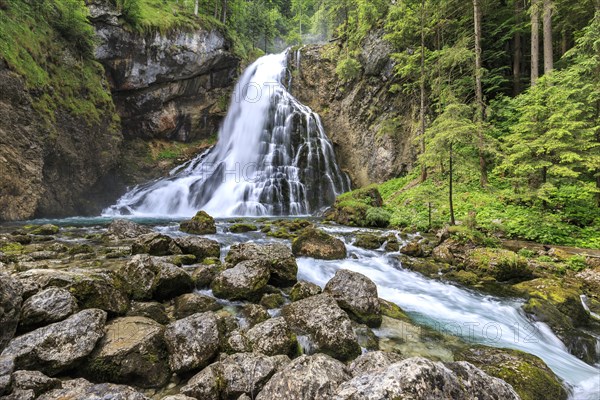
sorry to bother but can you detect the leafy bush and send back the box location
[336,57,362,82]
[49,0,96,57]
[518,248,536,258]
[365,207,391,228]
[566,255,588,272]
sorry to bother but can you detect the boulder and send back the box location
[85,316,170,388]
[260,293,286,309]
[229,223,258,233]
[256,354,350,400]
[348,351,403,377]
[126,301,170,325]
[164,312,220,374]
[333,357,519,400]
[211,260,270,301]
[180,211,216,235]
[174,236,220,261]
[353,233,385,250]
[225,242,298,286]
[400,240,424,257]
[9,370,61,397]
[191,263,223,288]
[37,378,149,400]
[106,219,152,240]
[0,309,106,376]
[432,241,456,264]
[464,248,532,282]
[19,287,77,331]
[174,293,220,319]
[240,304,270,328]
[292,228,347,260]
[222,329,252,354]
[247,317,297,356]
[290,280,322,301]
[119,255,194,301]
[131,233,182,256]
[181,353,289,399]
[0,274,22,352]
[282,294,361,361]
[324,269,382,328]
[29,225,59,236]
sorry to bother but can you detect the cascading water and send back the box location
[104,51,350,218]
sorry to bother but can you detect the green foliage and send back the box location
[335,57,361,82]
[566,255,588,272]
[518,249,536,258]
[365,207,391,228]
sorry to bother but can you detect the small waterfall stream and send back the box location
[104,51,350,218]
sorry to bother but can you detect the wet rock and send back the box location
[225,242,298,286]
[29,225,59,236]
[229,223,258,233]
[348,351,403,377]
[247,317,298,356]
[353,233,385,250]
[324,269,382,327]
[432,241,456,264]
[164,312,220,374]
[9,370,61,397]
[465,248,532,282]
[179,211,216,235]
[256,353,350,400]
[19,287,77,331]
[456,346,568,400]
[181,353,289,399]
[107,219,152,240]
[222,329,251,354]
[162,395,196,400]
[290,280,322,301]
[334,357,519,400]
[211,260,270,301]
[191,263,223,288]
[282,294,361,361]
[174,293,220,319]
[292,228,347,260]
[0,309,106,376]
[240,304,270,328]
[132,233,182,256]
[85,316,170,388]
[119,255,194,301]
[0,274,22,352]
[260,292,285,309]
[400,240,424,257]
[37,378,149,400]
[173,236,220,262]
[126,301,170,325]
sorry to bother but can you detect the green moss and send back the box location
[465,248,532,282]
[354,233,386,250]
[260,293,285,309]
[0,242,24,255]
[229,223,258,233]
[379,299,410,322]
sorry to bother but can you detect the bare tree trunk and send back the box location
[214,0,218,19]
[531,0,540,85]
[543,0,553,73]
[194,0,199,16]
[513,0,523,95]
[419,0,427,182]
[473,0,488,187]
[221,0,227,23]
[449,143,456,226]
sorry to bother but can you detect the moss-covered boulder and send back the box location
[353,233,386,250]
[174,293,221,319]
[29,225,59,236]
[229,223,258,233]
[292,228,346,260]
[225,242,298,286]
[173,236,220,262]
[455,346,568,400]
[260,293,286,309]
[400,240,424,257]
[131,233,181,257]
[290,280,322,301]
[324,186,387,228]
[265,219,313,239]
[246,317,298,357]
[211,260,270,301]
[464,248,533,282]
[240,304,270,328]
[191,262,223,288]
[179,211,216,235]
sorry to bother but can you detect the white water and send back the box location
[293,232,600,400]
[104,51,349,218]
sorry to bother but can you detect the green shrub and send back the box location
[365,207,391,228]
[566,255,588,272]
[538,255,553,262]
[50,0,96,57]
[336,57,362,82]
[518,248,536,258]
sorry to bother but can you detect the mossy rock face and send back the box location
[290,280,322,302]
[445,270,480,286]
[260,293,286,309]
[180,211,217,235]
[354,233,386,250]
[211,260,271,302]
[379,299,410,322]
[229,223,258,233]
[324,186,386,227]
[397,255,452,277]
[29,224,59,236]
[465,248,533,282]
[265,219,313,239]
[292,228,346,260]
[455,346,568,400]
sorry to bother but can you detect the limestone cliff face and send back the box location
[290,33,417,188]
[88,1,239,143]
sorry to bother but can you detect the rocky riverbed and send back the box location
[0,215,598,399]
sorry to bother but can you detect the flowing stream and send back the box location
[104,51,349,218]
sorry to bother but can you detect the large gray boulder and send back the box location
[106,219,152,240]
[0,309,106,377]
[333,357,520,400]
[173,293,220,319]
[282,294,360,361]
[84,316,170,388]
[1,370,61,399]
[126,301,170,325]
[174,236,220,262]
[211,260,270,301]
[347,351,403,377]
[179,211,217,235]
[19,287,77,331]
[181,353,289,399]
[246,317,297,357]
[0,274,22,352]
[324,269,382,327]
[164,312,220,374]
[292,228,347,260]
[131,233,181,256]
[256,354,350,400]
[225,243,298,286]
[290,280,322,301]
[119,255,194,301]
[37,377,149,400]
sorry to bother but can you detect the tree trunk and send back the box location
[221,0,227,23]
[449,144,456,226]
[194,0,199,16]
[531,0,540,85]
[473,0,488,187]
[543,0,553,73]
[419,0,427,182]
[214,0,218,19]
[513,0,523,95]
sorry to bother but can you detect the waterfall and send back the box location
[103,51,350,218]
